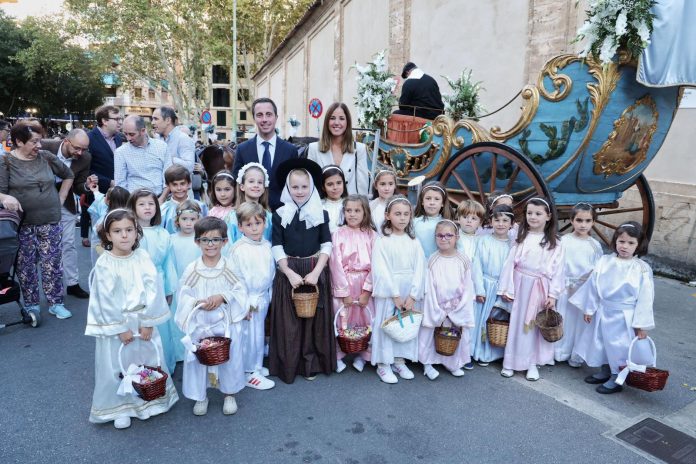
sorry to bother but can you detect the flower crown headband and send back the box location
[176,208,199,217]
[236,162,269,187]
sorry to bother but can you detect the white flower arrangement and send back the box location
[353,50,397,129]
[575,0,656,64]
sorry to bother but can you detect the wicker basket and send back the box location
[118,336,168,401]
[185,305,232,366]
[535,307,563,343]
[434,320,461,356]
[381,308,422,343]
[334,304,373,354]
[619,337,669,392]
[292,285,319,318]
[487,316,509,347]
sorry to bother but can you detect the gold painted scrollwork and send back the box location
[489,85,540,141]
[592,95,658,177]
[537,54,580,102]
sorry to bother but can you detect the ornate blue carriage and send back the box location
[367,53,683,244]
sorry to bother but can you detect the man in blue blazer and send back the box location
[232,97,298,211]
[89,104,125,193]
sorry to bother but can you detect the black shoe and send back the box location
[584,374,611,384]
[596,384,623,394]
[67,284,89,299]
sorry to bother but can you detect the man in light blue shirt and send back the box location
[152,106,195,173]
[115,115,172,195]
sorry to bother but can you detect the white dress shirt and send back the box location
[163,128,195,172]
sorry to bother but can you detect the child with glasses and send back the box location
[418,220,475,380]
[175,217,248,416]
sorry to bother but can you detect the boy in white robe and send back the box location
[175,216,248,415]
[228,201,276,390]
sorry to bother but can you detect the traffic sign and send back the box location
[200,110,212,124]
[308,98,323,119]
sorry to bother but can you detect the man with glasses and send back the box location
[89,105,124,193]
[41,129,96,299]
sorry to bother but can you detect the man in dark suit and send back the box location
[42,129,96,299]
[89,105,125,193]
[232,97,298,211]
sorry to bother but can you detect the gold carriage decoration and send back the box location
[592,95,658,177]
[371,53,623,183]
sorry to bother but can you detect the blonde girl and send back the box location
[232,162,272,241]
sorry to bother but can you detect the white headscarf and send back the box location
[276,169,326,229]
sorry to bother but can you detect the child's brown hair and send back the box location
[164,164,191,185]
[341,194,376,232]
[414,181,454,220]
[382,195,415,238]
[174,200,202,230]
[97,208,142,251]
[127,188,162,226]
[236,201,266,225]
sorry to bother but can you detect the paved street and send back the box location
[1,233,695,464]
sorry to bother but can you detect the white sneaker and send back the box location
[568,358,582,368]
[246,372,275,390]
[423,364,440,380]
[304,375,317,381]
[336,359,347,373]
[377,364,398,384]
[500,368,514,378]
[392,363,414,380]
[193,399,209,416]
[260,367,270,376]
[450,368,465,377]
[223,395,238,415]
[526,365,540,381]
[477,361,489,367]
[113,417,131,429]
[353,357,366,372]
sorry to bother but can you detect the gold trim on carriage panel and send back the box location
[537,54,579,102]
[489,85,540,141]
[592,95,658,178]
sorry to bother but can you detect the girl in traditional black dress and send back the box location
[269,158,336,383]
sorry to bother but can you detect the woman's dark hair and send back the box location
[97,208,142,251]
[371,168,397,200]
[611,221,648,257]
[413,181,454,220]
[318,102,354,154]
[209,170,236,207]
[381,195,415,238]
[571,201,598,221]
[320,164,347,200]
[341,194,376,232]
[105,186,130,210]
[517,197,558,249]
[127,188,162,226]
[10,120,44,145]
[194,216,228,240]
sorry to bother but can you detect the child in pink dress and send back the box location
[498,197,564,381]
[329,195,377,373]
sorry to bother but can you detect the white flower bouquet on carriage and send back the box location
[575,0,656,64]
[353,50,398,130]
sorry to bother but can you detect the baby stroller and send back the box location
[0,207,40,330]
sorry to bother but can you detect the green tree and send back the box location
[65,0,312,120]
[0,11,31,116]
[14,17,106,117]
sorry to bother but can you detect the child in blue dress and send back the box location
[413,181,455,259]
[128,188,180,373]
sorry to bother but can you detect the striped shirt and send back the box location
[114,137,172,194]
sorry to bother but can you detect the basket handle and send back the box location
[291,284,319,298]
[183,303,230,340]
[333,303,374,336]
[616,336,656,386]
[439,316,461,331]
[118,334,162,376]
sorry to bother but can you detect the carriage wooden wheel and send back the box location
[438,142,554,218]
[558,174,655,246]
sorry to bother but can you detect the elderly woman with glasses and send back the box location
[0,120,75,320]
